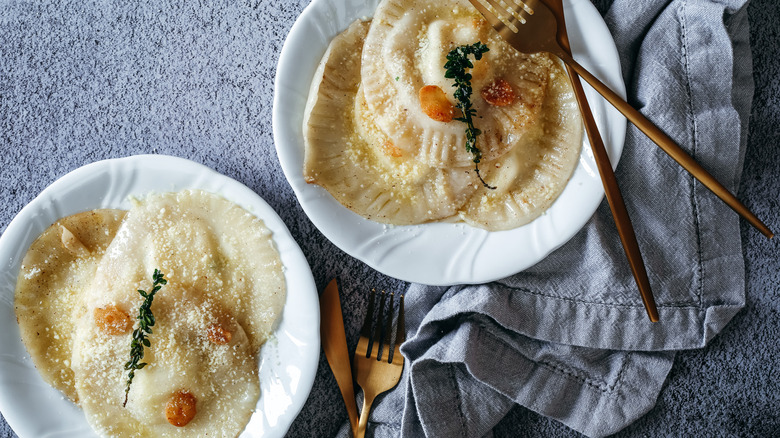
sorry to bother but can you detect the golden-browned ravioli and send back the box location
[303,0,582,231]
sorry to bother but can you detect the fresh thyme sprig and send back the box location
[444,42,495,190]
[123,268,167,407]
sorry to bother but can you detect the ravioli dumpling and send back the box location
[303,19,479,224]
[68,190,285,437]
[459,66,584,230]
[72,284,258,437]
[14,209,126,402]
[360,0,555,168]
[302,0,583,231]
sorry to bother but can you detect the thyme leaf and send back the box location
[444,42,495,190]
[123,269,167,407]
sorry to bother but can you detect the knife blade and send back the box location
[320,278,359,435]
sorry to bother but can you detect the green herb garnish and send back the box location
[123,269,167,407]
[444,42,495,190]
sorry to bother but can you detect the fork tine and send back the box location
[468,0,505,30]
[359,289,376,358]
[381,292,395,362]
[516,0,534,15]
[495,0,532,25]
[360,289,376,337]
[471,0,528,33]
[481,0,515,25]
[372,290,387,360]
[385,293,406,363]
[395,294,405,345]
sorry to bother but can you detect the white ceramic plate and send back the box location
[0,155,319,437]
[273,0,626,285]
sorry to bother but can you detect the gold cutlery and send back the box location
[320,278,359,436]
[543,0,658,321]
[353,290,405,438]
[467,0,774,240]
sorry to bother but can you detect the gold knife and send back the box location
[320,278,359,435]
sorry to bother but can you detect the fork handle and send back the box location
[556,50,774,239]
[356,393,375,438]
[565,67,659,322]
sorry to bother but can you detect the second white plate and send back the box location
[273,0,626,285]
[0,155,319,438]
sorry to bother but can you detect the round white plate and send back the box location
[273,0,626,285]
[0,155,319,438]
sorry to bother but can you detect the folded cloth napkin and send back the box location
[341,0,754,436]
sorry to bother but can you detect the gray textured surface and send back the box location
[0,1,777,438]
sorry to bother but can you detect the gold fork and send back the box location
[542,0,657,321]
[467,0,774,240]
[353,290,405,438]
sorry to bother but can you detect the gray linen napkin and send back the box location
[345,0,754,436]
